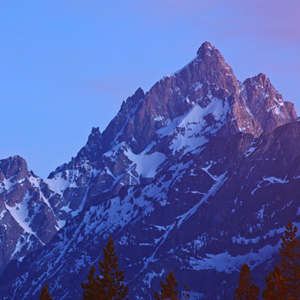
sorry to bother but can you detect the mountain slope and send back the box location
[0,156,62,274]
[0,42,298,299]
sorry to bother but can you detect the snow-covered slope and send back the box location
[0,42,298,299]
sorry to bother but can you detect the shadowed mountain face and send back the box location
[0,42,299,299]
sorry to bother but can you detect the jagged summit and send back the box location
[52,42,297,174]
[126,87,144,105]
[90,127,100,135]
[87,127,102,145]
[196,41,216,57]
[243,72,270,89]
[242,72,297,135]
[76,127,103,161]
[0,155,28,182]
[42,42,297,215]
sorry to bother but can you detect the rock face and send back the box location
[0,42,299,299]
[0,156,58,274]
[242,73,296,135]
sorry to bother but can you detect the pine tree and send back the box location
[263,265,287,300]
[279,222,300,299]
[81,236,128,300]
[154,270,189,300]
[234,263,260,300]
[263,222,300,299]
[82,265,98,300]
[39,283,53,300]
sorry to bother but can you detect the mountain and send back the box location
[0,41,299,299]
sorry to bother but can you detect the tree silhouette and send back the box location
[234,263,259,300]
[154,270,190,300]
[263,265,287,300]
[39,283,53,300]
[280,222,300,299]
[263,222,300,299]
[82,264,98,300]
[81,236,128,300]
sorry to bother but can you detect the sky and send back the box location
[0,0,299,178]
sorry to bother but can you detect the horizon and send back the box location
[1,0,299,177]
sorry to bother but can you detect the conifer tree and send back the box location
[234,263,259,300]
[82,265,98,300]
[263,265,287,300]
[279,222,300,299]
[263,222,300,299]
[154,270,190,300]
[81,236,128,300]
[39,283,53,300]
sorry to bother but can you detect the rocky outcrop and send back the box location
[0,156,59,274]
[242,73,296,135]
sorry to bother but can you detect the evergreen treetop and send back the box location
[154,270,190,300]
[81,236,128,300]
[234,263,259,300]
[82,264,98,300]
[39,283,53,300]
[263,222,300,299]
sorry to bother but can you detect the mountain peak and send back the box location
[243,72,268,87]
[253,72,268,86]
[86,127,102,148]
[196,41,216,57]
[124,87,145,110]
[0,155,28,182]
[90,127,101,137]
[76,127,103,161]
[241,72,297,135]
[130,87,144,101]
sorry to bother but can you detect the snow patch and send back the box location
[244,146,256,158]
[44,173,78,196]
[157,100,230,155]
[125,148,166,178]
[5,194,44,245]
[189,244,278,273]
[251,176,289,195]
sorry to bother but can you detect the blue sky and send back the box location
[1,0,299,177]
